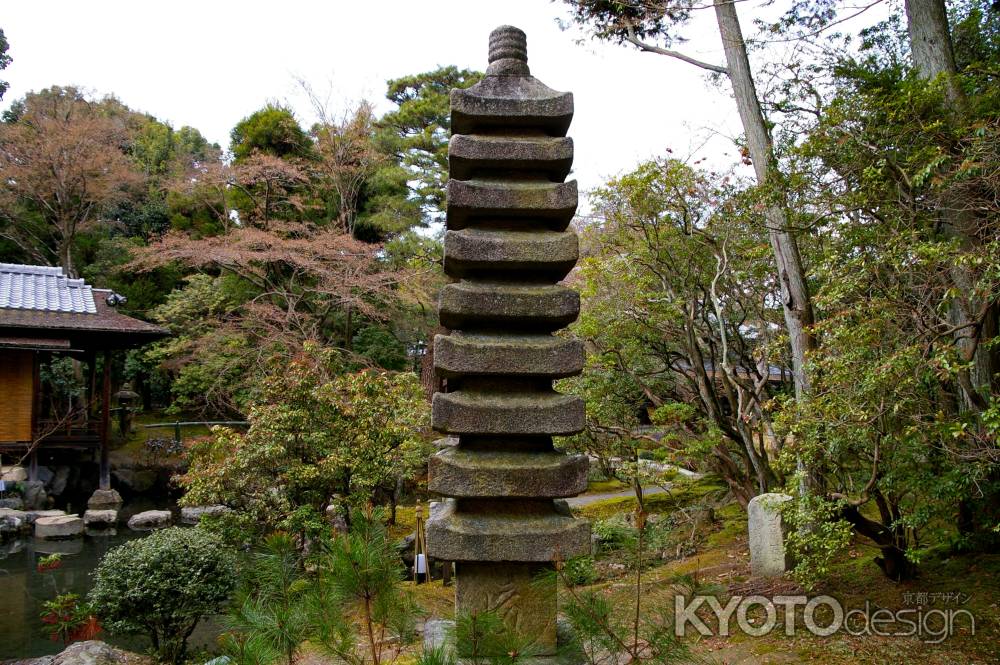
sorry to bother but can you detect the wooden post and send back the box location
[87,352,97,419]
[31,353,41,441]
[99,350,111,490]
[414,504,423,583]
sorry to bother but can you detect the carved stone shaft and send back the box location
[426,25,590,656]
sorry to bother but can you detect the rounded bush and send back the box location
[89,526,236,663]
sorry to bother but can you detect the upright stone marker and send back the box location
[425,25,590,656]
[747,492,793,578]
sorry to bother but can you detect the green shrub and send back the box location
[591,515,635,551]
[89,527,236,664]
[561,556,598,586]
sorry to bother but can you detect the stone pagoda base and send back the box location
[423,618,586,665]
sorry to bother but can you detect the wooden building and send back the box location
[0,263,168,489]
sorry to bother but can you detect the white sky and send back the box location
[2,1,779,198]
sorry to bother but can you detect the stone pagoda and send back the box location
[425,25,590,656]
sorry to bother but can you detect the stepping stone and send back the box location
[24,509,66,524]
[35,515,84,539]
[83,509,118,527]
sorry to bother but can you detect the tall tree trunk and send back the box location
[904,0,997,409]
[905,0,1000,543]
[58,236,75,277]
[713,0,817,402]
[904,0,964,106]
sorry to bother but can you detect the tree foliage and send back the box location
[0,28,11,101]
[376,66,482,221]
[178,343,428,544]
[565,159,787,507]
[0,87,143,274]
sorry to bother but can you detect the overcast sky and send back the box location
[3,1,775,198]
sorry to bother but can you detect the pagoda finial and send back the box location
[487,25,529,76]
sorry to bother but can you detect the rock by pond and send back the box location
[21,481,47,511]
[87,489,123,510]
[126,510,171,531]
[1,507,28,536]
[179,505,230,525]
[0,496,24,510]
[1,464,28,482]
[83,509,118,528]
[112,469,158,494]
[4,639,149,665]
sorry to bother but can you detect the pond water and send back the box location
[0,501,222,660]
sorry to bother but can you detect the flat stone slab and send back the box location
[83,510,118,527]
[127,509,172,530]
[449,134,573,181]
[444,229,578,280]
[435,333,583,378]
[425,499,590,562]
[434,390,584,436]
[447,179,577,230]
[35,515,84,539]
[0,507,27,521]
[180,505,231,525]
[439,282,579,331]
[429,446,588,498]
[24,509,66,524]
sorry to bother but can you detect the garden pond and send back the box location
[0,500,222,660]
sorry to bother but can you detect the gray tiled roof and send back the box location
[0,263,97,314]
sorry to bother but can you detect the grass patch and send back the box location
[574,476,726,521]
[389,505,417,541]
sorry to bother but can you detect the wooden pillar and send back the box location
[99,349,111,490]
[87,352,97,419]
[31,353,41,440]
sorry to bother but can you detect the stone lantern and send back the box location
[114,381,140,437]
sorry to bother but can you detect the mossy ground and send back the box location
[585,478,629,494]
[399,477,999,665]
[564,479,999,664]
